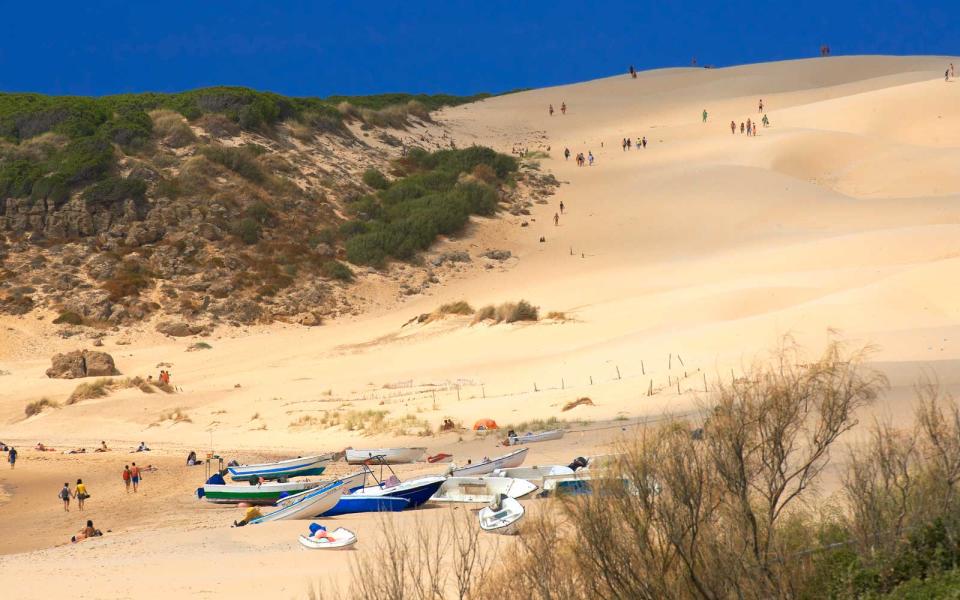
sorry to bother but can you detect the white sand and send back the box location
[2,55,960,598]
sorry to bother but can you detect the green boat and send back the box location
[198,478,322,505]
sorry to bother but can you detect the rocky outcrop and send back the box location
[155,321,204,337]
[45,350,119,379]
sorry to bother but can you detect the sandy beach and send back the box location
[2,55,960,598]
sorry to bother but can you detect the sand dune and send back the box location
[2,55,960,598]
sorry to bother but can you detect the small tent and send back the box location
[473,419,499,431]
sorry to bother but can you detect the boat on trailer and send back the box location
[345,447,427,465]
[448,447,528,477]
[505,429,566,446]
[432,476,537,503]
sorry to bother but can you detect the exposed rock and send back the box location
[45,350,119,378]
[483,249,512,261]
[430,251,471,267]
[297,312,323,327]
[155,321,203,337]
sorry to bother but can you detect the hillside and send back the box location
[0,88,551,329]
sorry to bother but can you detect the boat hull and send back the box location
[350,476,446,508]
[202,481,320,505]
[319,495,409,516]
[298,528,357,550]
[250,482,343,523]
[506,429,565,446]
[228,454,334,482]
[479,497,525,535]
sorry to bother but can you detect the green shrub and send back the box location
[24,397,58,417]
[200,145,265,183]
[235,218,260,245]
[362,168,389,190]
[0,159,43,198]
[81,176,147,207]
[321,260,354,282]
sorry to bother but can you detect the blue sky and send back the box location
[0,1,954,97]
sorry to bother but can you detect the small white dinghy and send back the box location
[298,525,357,550]
[478,495,525,535]
[491,465,574,486]
[432,476,537,503]
[448,447,528,477]
[345,448,426,465]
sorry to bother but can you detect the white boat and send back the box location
[506,429,566,445]
[249,481,343,523]
[228,453,338,482]
[348,474,446,508]
[201,479,321,505]
[491,465,574,486]
[345,447,427,465]
[432,476,537,503]
[478,496,525,535]
[448,447,528,477]
[298,527,357,550]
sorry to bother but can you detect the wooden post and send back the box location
[456,385,461,402]
[562,378,565,390]
[590,375,593,385]
[668,375,671,386]
[641,360,645,375]
[677,379,681,394]
[481,384,486,399]
[432,390,437,410]
[534,382,538,392]
[648,379,653,396]
[731,368,735,384]
[678,354,685,367]
[616,366,622,380]
[703,372,708,392]
[669,353,672,369]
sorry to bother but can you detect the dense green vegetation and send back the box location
[0,87,492,209]
[344,147,518,267]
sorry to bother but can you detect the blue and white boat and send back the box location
[347,462,445,508]
[248,480,344,524]
[319,495,410,516]
[228,453,337,482]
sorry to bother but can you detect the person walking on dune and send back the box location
[549,104,554,116]
[627,137,632,150]
[131,463,141,493]
[59,482,72,511]
[564,147,570,161]
[746,118,752,136]
[588,151,594,166]
[561,102,567,115]
[554,213,560,226]
[642,136,647,148]
[122,465,131,493]
[7,446,16,469]
[702,109,708,123]
[758,99,764,113]
[762,114,769,127]
[730,120,736,134]
[75,478,89,511]
[740,122,745,134]
[559,200,565,214]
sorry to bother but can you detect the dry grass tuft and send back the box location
[66,378,113,404]
[25,397,59,417]
[562,397,594,412]
[289,410,431,436]
[472,300,539,324]
[154,407,192,425]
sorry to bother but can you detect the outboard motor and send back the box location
[567,456,588,471]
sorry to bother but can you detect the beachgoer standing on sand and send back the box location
[75,478,89,511]
[627,138,632,150]
[759,99,764,113]
[762,114,769,127]
[122,465,131,493]
[130,463,141,492]
[642,136,647,148]
[561,102,567,115]
[554,213,560,226]
[702,109,708,123]
[740,122,745,134]
[621,138,626,151]
[588,151,594,166]
[947,69,951,82]
[549,104,554,116]
[8,446,16,469]
[730,120,736,134]
[59,482,72,511]
[564,148,570,160]
[559,200,565,214]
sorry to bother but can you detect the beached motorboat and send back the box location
[345,447,427,465]
[542,474,631,496]
[432,476,537,503]
[298,524,357,550]
[448,447,528,477]
[506,429,565,445]
[490,465,574,486]
[199,478,321,505]
[350,474,446,507]
[228,453,337,482]
[319,495,409,516]
[273,471,367,508]
[478,496,525,535]
[248,481,344,524]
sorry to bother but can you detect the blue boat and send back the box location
[347,461,446,508]
[319,495,410,516]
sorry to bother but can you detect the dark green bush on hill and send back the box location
[344,147,517,267]
[81,177,147,207]
[362,168,389,190]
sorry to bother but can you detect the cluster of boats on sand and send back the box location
[194,429,618,545]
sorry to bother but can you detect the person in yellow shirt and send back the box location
[75,478,89,511]
[233,506,263,527]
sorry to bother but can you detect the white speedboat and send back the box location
[491,465,574,486]
[248,481,343,523]
[478,496,525,535]
[448,447,528,477]
[432,476,537,503]
[345,447,427,465]
[506,429,565,445]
